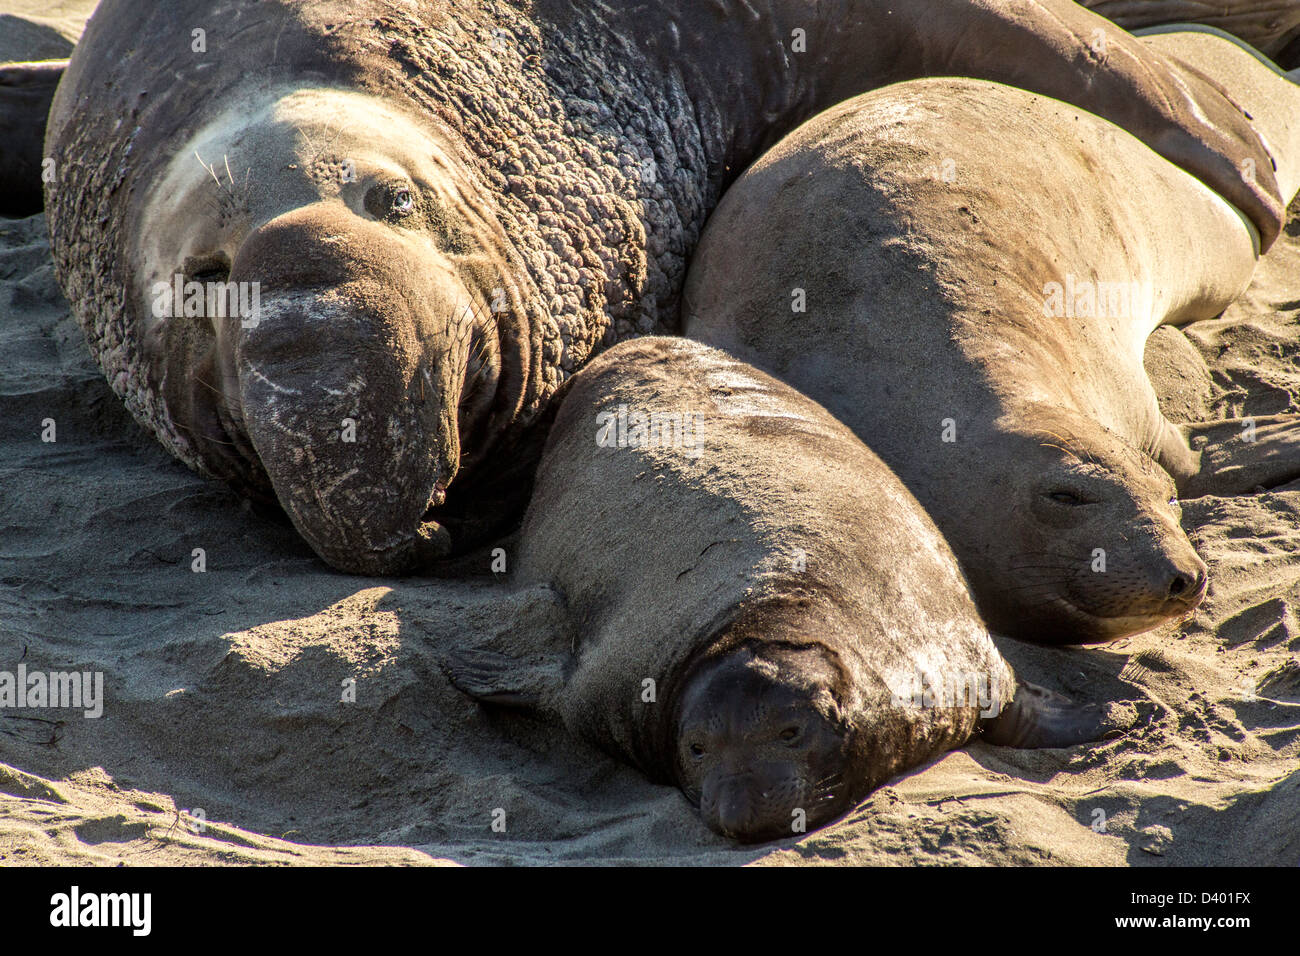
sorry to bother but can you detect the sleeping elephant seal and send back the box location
[7,0,1289,572]
[441,337,1116,843]
[684,28,1300,645]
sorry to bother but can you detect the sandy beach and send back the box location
[1,0,1298,866]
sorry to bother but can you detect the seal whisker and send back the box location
[809,774,843,793]
[1039,441,1080,461]
[170,418,239,448]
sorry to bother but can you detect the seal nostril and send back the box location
[1168,573,1193,599]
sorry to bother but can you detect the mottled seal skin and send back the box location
[21,0,1288,572]
[442,337,1113,843]
[685,28,1300,645]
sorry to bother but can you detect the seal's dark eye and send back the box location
[1046,490,1084,506]
[779,727,800,742]
[689,743,705,758]
[364,183,417,220]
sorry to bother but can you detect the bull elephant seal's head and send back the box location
[137,88,538,573]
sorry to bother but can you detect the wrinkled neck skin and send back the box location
[381,0,919,351]
[530,0,907,172]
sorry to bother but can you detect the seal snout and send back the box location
[1157,549,1208,611]
[702,769,761,841]
[224,204,476,574]
[1166,562,1206,603]
[1053,529,1209,638]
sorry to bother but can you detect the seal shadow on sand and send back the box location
[0,16,74,63]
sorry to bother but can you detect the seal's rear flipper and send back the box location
[0,59,66,218]
[981,680,1123,748]
[439,647,560,710]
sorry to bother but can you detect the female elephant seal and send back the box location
[7,0,1288,572]
[684,28,1300,645]
[441,337,1115,843]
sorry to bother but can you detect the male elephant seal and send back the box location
[4,0,1289,572]
[684,28,1300,645]
[441,337,1114,843]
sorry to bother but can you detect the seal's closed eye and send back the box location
[1045,490,1090,506]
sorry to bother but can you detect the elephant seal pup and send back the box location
[10,0,1286,573]
[440,337,1114,843]
[684,29,1300,646]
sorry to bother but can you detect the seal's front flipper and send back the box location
[981,680,1122,748]
[1170,414,1300,498]
[0,59,67,218]
[439,647,561,710]
[891,0,1283,247]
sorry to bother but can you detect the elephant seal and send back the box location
[441,337,1115,843]
[684,28,1300,645]
[5,0,1287,573]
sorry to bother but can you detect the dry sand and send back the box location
[1,1,1298,866]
